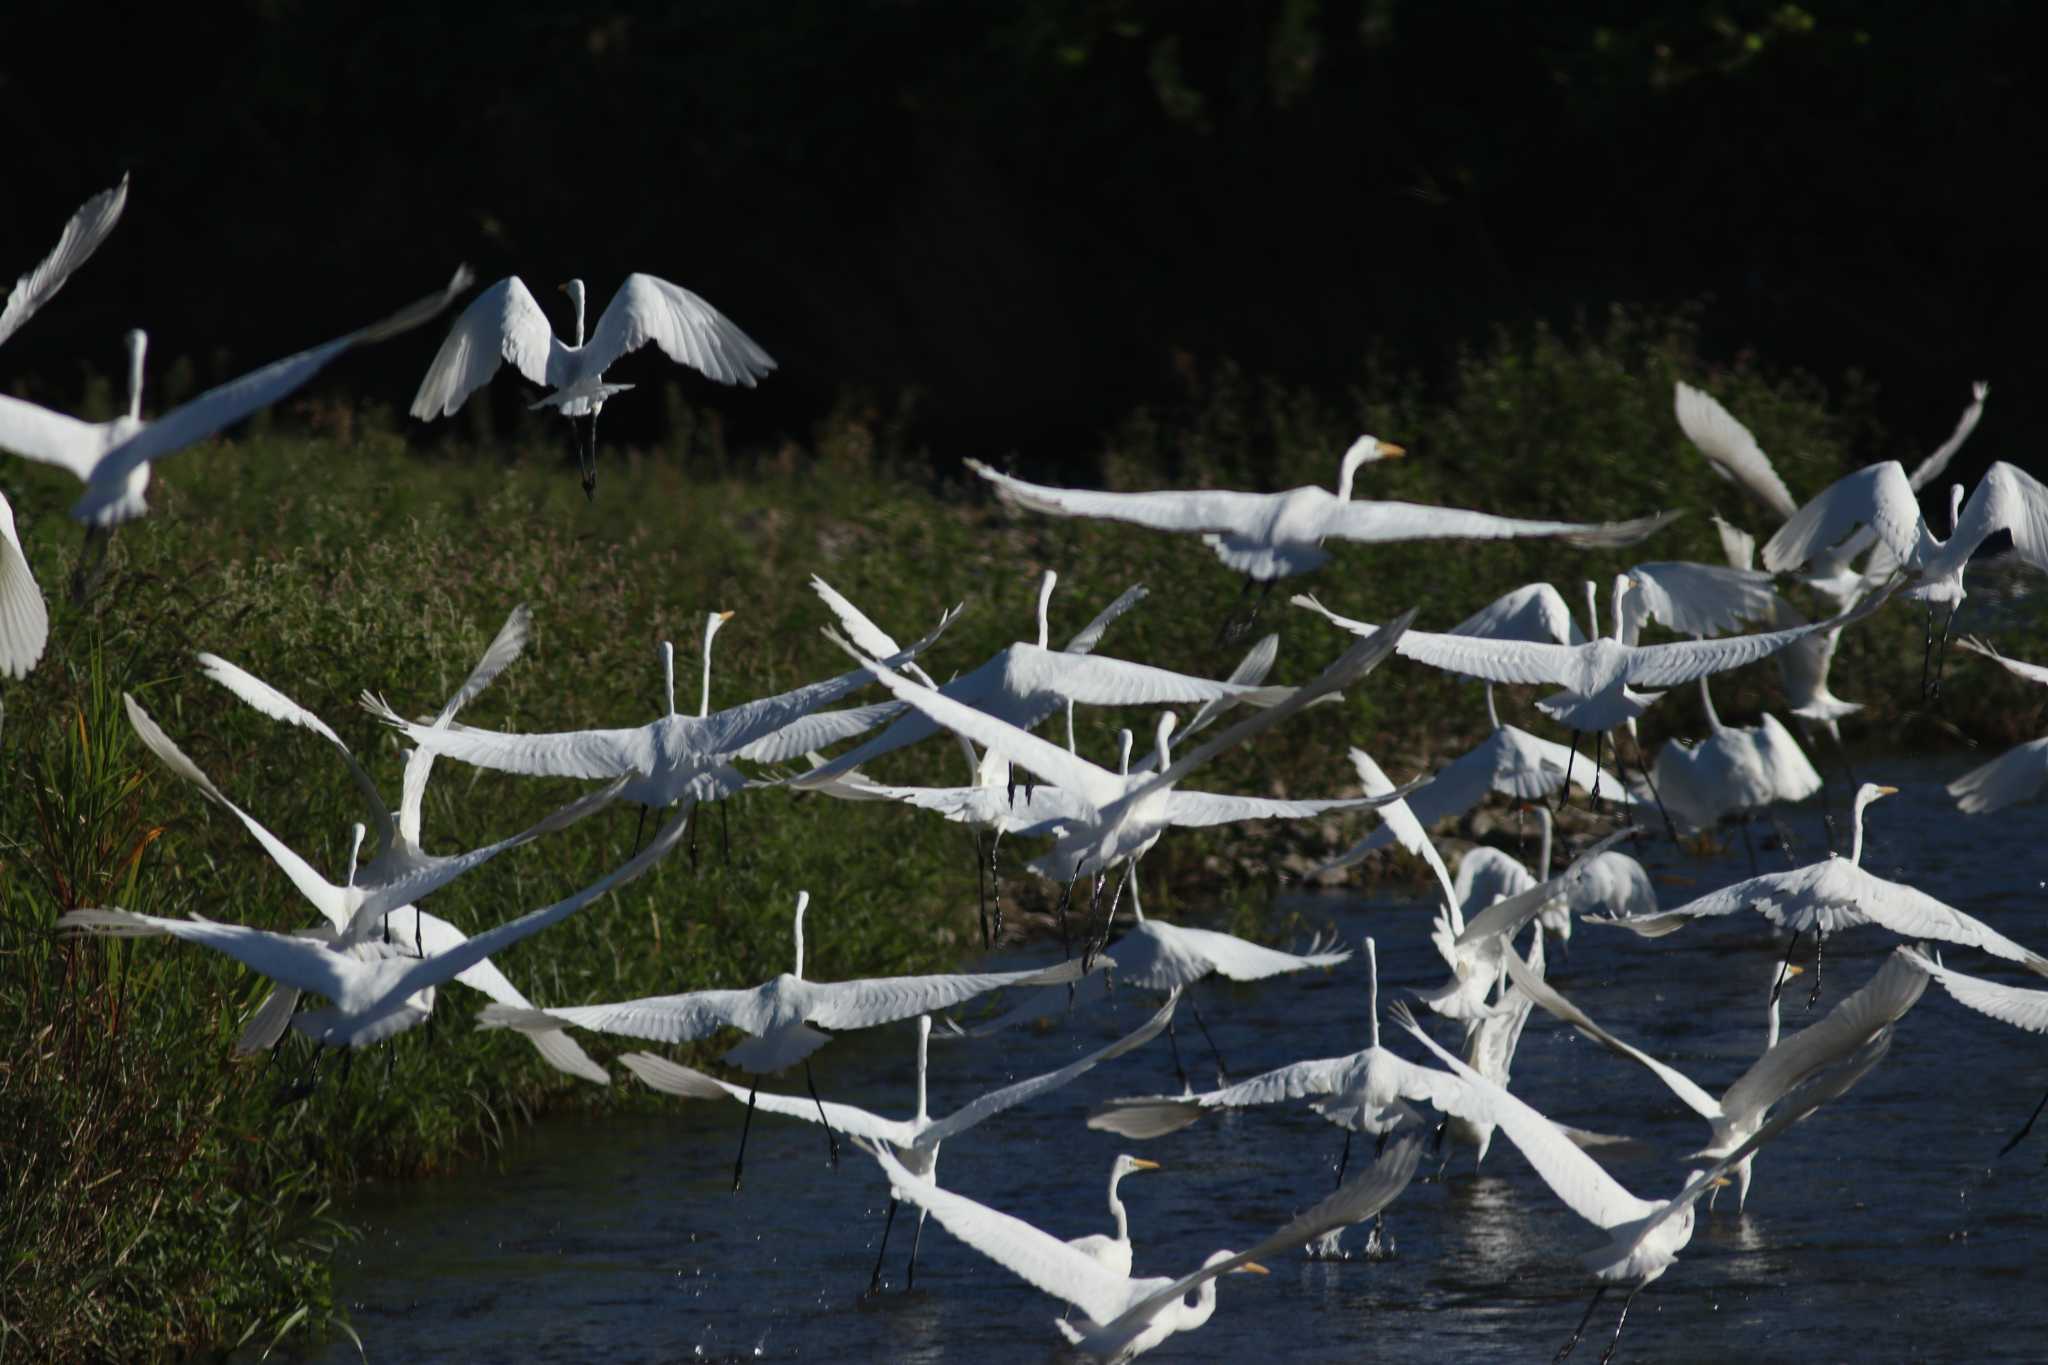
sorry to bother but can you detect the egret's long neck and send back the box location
[1154,713,1176,772]
[346,823,366,887]
[1484,683,1501,732]
[660,642,676,717]
[1107,1169,1131,1242]
[570,284,586,347]
[1117,729,1134,777]
[1035,571,1056,649]
[124,330,147,421]
[1948,484,1965,539]
[1699,676,1721,731]
[1536,805,1553,878]
[700,616,725,718]
[1366,937,1379,1049]
[1584,581,1602,643]
[792,891,810,978]
[1334,437,1371,501]
[914,1016,930,1123]
[1849,797,1870,866]
[1764,990,1784,1052]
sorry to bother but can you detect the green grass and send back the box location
[3,307,2039,1359]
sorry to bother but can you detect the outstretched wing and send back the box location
[80,268,474,524]
[966,458,1278,534]
[0,173,129,348]
[409,276,561,418]
[0,492,50,679]
[1674,381,1798,519]
[580,274,776,388]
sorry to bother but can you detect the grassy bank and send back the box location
[2,311,2037,1358]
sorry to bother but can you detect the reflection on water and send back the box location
[313,759,2048,1361]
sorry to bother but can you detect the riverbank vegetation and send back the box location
[3,311,2038,1358]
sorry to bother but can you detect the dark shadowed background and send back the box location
[1,1,2037,477]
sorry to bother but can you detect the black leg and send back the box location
[905,1209,927,1291]
[1556,1284,1607,1362]
[1598,1280,1645,1365]
[1591,730,1605,817]
[1335,1130,1353,1190]
[805,1061,839,1167]
[579,413,599,500]
[1918,606,1933,700]
[732,1087,758,1193]
[719,801,731,865]
[1999,1088,2048,1157]
[1932,603,1958,701]
[1554,733,1582,813]
[1628,744,1681,842]
[632,804,650,857]
[868,1198,898,1294]
[972,830,991,949]
[1769,929,1804,1005]
[1809,931,1825,1010]
[1741,819,1758,875]
[1166,1024,1190,1090]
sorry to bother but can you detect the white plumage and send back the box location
[968,437,1675,581]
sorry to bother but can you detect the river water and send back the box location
[312,755,2048,1362]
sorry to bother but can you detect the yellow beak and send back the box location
[1376,442,1407,458]
[1235,1261,1270,1276]
[1129,1158,1161,1172]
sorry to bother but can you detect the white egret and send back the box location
[365,601,960,814]
[967,438,1676,582]
[57,810,688,1058]
[1067,1154,1164,1279]
[479,889,1104,1188]
[829,613,1416,966]
[0,270,473,527]
[796,569,1288,790]
[196,610,609,1082]
[621,994,1175,1289]
[0,490,48,679]
[857,1132,1421,1361]
[1507,943,1927,1211]
[124,692,622,947]
[1294,578,1883,744]
[0,172,128,348]
[1089,937,1469,1256]
[124,692,619,1079]
[1677,377,1988,609]
[1315,695,1631,876]
[1764,457,2048,696]
[1596,783,2048,996]
[1651,676,1821,849]
[1946,637,2048,815]
[1395,997,1883,1363]
[409,274,775,496]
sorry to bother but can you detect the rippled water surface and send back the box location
[315,757,2048,1362]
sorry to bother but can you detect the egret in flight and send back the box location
[622,995,1175,1291]
[967,438,1676,583]
[856,1131,1421,1361]
[409,274,776,497]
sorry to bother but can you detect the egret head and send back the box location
[1111,1154,1162,1182]
[704,609,734,648]
[1336,435,1405,499]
